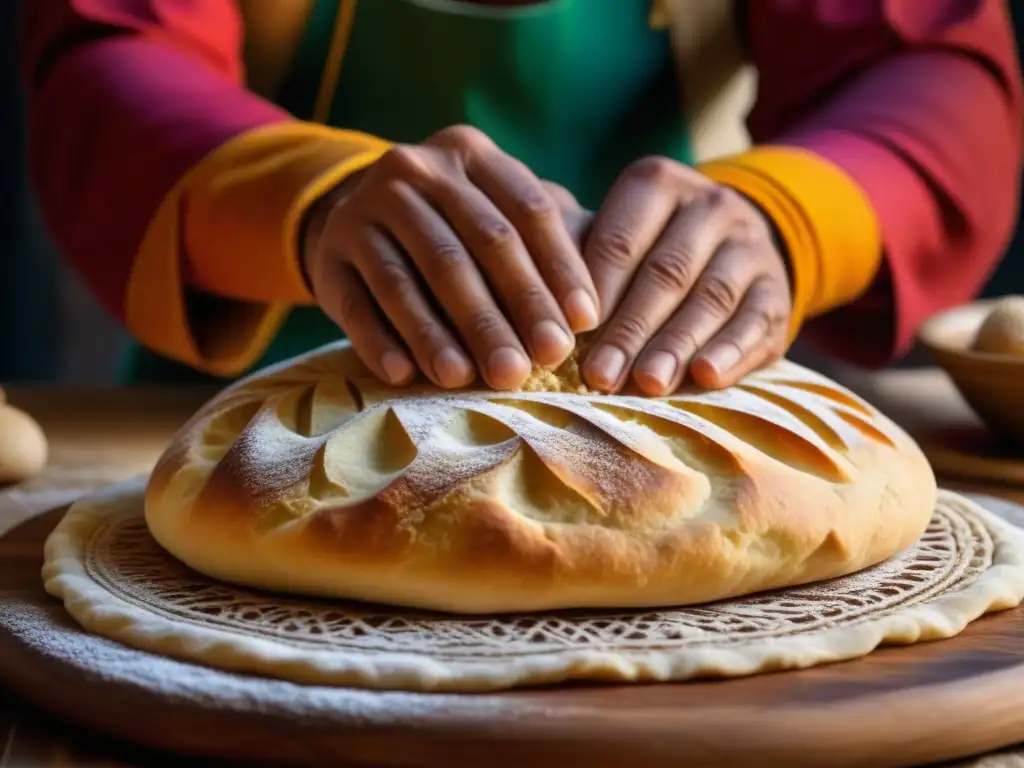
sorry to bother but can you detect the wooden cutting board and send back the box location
[3,497,1024,768]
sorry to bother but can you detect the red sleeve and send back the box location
[745,0,1023,367]
[19,0,290,323]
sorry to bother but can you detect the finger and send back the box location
[562,207,593,253]
[542,182,594,253]
[466,149,601,333]
[313,257,416,386]
[541,180,578,210]
[583,158,682,322]
[581,198,734,392]
[689,276,790,389]
[342,223,476,389]
[423,176,575,367]
[377,180,532,390]
[629,241,762,395]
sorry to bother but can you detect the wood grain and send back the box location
[0,379,1022,767]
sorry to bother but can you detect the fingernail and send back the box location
[380,350,414,384]
[487,346,531,389]
[704,344,740,376]
[563,289,600,332]
[587,345,626,389]
[531,320,573,365]
[638,351,677,392]
[432,347,474,388]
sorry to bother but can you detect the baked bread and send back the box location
[145,342,937,614]
[972,295,1024,356]
[0,404,48,484]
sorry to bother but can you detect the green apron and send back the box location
[120,0,693,384]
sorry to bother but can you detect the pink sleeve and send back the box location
[746,0,1023,366]
[19,0,291,322]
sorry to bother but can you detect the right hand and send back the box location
[303,125,600,391]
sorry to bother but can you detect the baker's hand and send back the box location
[581,157,792,395]
[303,125,600,390]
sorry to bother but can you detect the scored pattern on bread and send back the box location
[175,350,894,531]
[144,342,934,613]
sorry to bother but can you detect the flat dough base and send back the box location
[43,478,1024,693]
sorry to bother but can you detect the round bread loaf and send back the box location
[0,404,48,484]
[972,296,1024,356]
[145,343,937,614]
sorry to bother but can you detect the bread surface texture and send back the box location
[145,343,936,613]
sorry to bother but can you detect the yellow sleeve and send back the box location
[125,122,391,378]
[698,146,883,342]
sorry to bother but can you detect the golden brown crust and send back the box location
[145,343,936,613]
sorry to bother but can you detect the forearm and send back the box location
[704,0,1022,366]
[25,38,289,319]
[21,0,390,375]
[20,0,281,319]
[785,47,1021,365]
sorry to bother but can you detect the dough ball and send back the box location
[0,405,48,484]
[972,296,1024,356]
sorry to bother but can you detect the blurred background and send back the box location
[3,3,1023,386]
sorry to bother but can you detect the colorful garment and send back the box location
[19,0,1024,383]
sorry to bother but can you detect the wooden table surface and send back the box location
[1,372,1024,767]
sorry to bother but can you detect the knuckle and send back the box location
[513,283,551,312]
[540,253,580,288]
[378,178,419,209]
[711,188,769,236]
[656,327,701,355]
[467,310,507,339]
[607,314,650,346]
[433,124,490,153]
[590,227,636,268]
[382,178,410,201]
[643,251,694,292]
[475,218,517,258]
[379,144,425,177]
[628,155,677,183]
[514,188,558,222]
[696,274,742,315]
[762,306,790,340]
[412,320,447,351]
[368,269,416,310]
[703,184,736,211]
[375,258,415,291]
[426,240,468,273]
[766,300,790,329]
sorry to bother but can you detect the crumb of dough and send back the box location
[972,296,1024,357]
[519,333,599,394]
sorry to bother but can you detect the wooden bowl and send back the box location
[918,300,1024,445]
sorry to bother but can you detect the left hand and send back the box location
[580,156,793,395]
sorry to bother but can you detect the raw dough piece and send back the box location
[0,404,48,484]
[972,296,1024,356]
[141,342,937,614]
